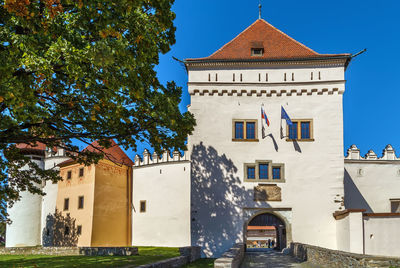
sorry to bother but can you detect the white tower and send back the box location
[6,145,45,247]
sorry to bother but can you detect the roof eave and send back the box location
[185,54,352,66]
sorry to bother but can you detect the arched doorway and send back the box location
[245,213,287,251]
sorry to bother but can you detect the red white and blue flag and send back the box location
[261,107,270,126]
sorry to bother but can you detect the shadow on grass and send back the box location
[0,247,180,268]
[182,258,215,268]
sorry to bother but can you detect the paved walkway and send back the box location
[240,249,317,268]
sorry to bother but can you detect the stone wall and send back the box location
[290,242,400,268]
[136,256,188,268]
[214,243,245,268]
[0,246,138,256]
[136,246,201,268]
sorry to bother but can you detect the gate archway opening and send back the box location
[245,213,287,251]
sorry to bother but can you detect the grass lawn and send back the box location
[0,247,180,268]
[182,258,215,268]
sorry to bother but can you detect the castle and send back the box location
[6,19,400,258]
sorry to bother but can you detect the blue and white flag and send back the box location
[281,106,293,125]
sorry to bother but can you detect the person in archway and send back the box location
[271,239,275,249]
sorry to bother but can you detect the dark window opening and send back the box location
[140,201,146,213]
[77,225,82,235]
[79,168,84,177]
[78,196,84,209]
[64,226,70,236]
[64,198,69,211]
[251,48,264,56]
[67,171,72,180]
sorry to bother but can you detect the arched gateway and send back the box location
[244,212,289,251]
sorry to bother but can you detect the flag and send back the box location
[281,106,293,125]
[261,107,270,126]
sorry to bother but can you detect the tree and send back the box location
[0,0,195,220]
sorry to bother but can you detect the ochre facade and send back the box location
[57,159,132,247]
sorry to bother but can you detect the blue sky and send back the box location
[127,0,400,159]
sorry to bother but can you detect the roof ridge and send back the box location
[259,19,318,55]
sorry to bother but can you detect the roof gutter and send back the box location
[185,54,352,66]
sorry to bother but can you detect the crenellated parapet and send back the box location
[134,149,189,167]
[345,144,399,161]
[189,87,343,97]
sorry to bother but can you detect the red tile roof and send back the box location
[15,142,46,151]
[59,139,134,167]
[186,19,350,61]
[83,139,134,167]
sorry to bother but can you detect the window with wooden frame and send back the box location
[78,196,84,209]
[390,199,400,213]
[140,200,146,213]
[79,168,84,177]
[287,119,314,141]
[232,119,258,141]
[244,161,285,183]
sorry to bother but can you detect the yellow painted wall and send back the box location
[91,159,131,246]
[57,164,96,247]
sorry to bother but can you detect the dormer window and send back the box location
[251,48,263,56]
[251,41,264,57]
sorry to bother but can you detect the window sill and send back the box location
[232,139,259,142]
[244,179,285,183]
[286,138,315,142]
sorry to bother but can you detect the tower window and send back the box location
[140,200,146,213]
[251,48,264,56]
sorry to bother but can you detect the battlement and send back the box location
[134,149,189,167]
[345,144,399,161]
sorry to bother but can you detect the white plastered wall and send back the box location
[364,216,400,257]
[132,161,191,247]
[188,64,346,257]
[336,212,364,254]
[41,152,70,245]
[344,161,400,213]
[6,157,44,247]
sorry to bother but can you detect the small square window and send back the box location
[391,200,400,213]
[259,164,269,179]
[140,201,146,213]
[247,166,256,179]
[67,171,72,180]
[64,198,69,211]
[78,196,84,209]
[77,225,82,235]
[273,167,281,180]
[251,48,264,56]
[79,168,84,177]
